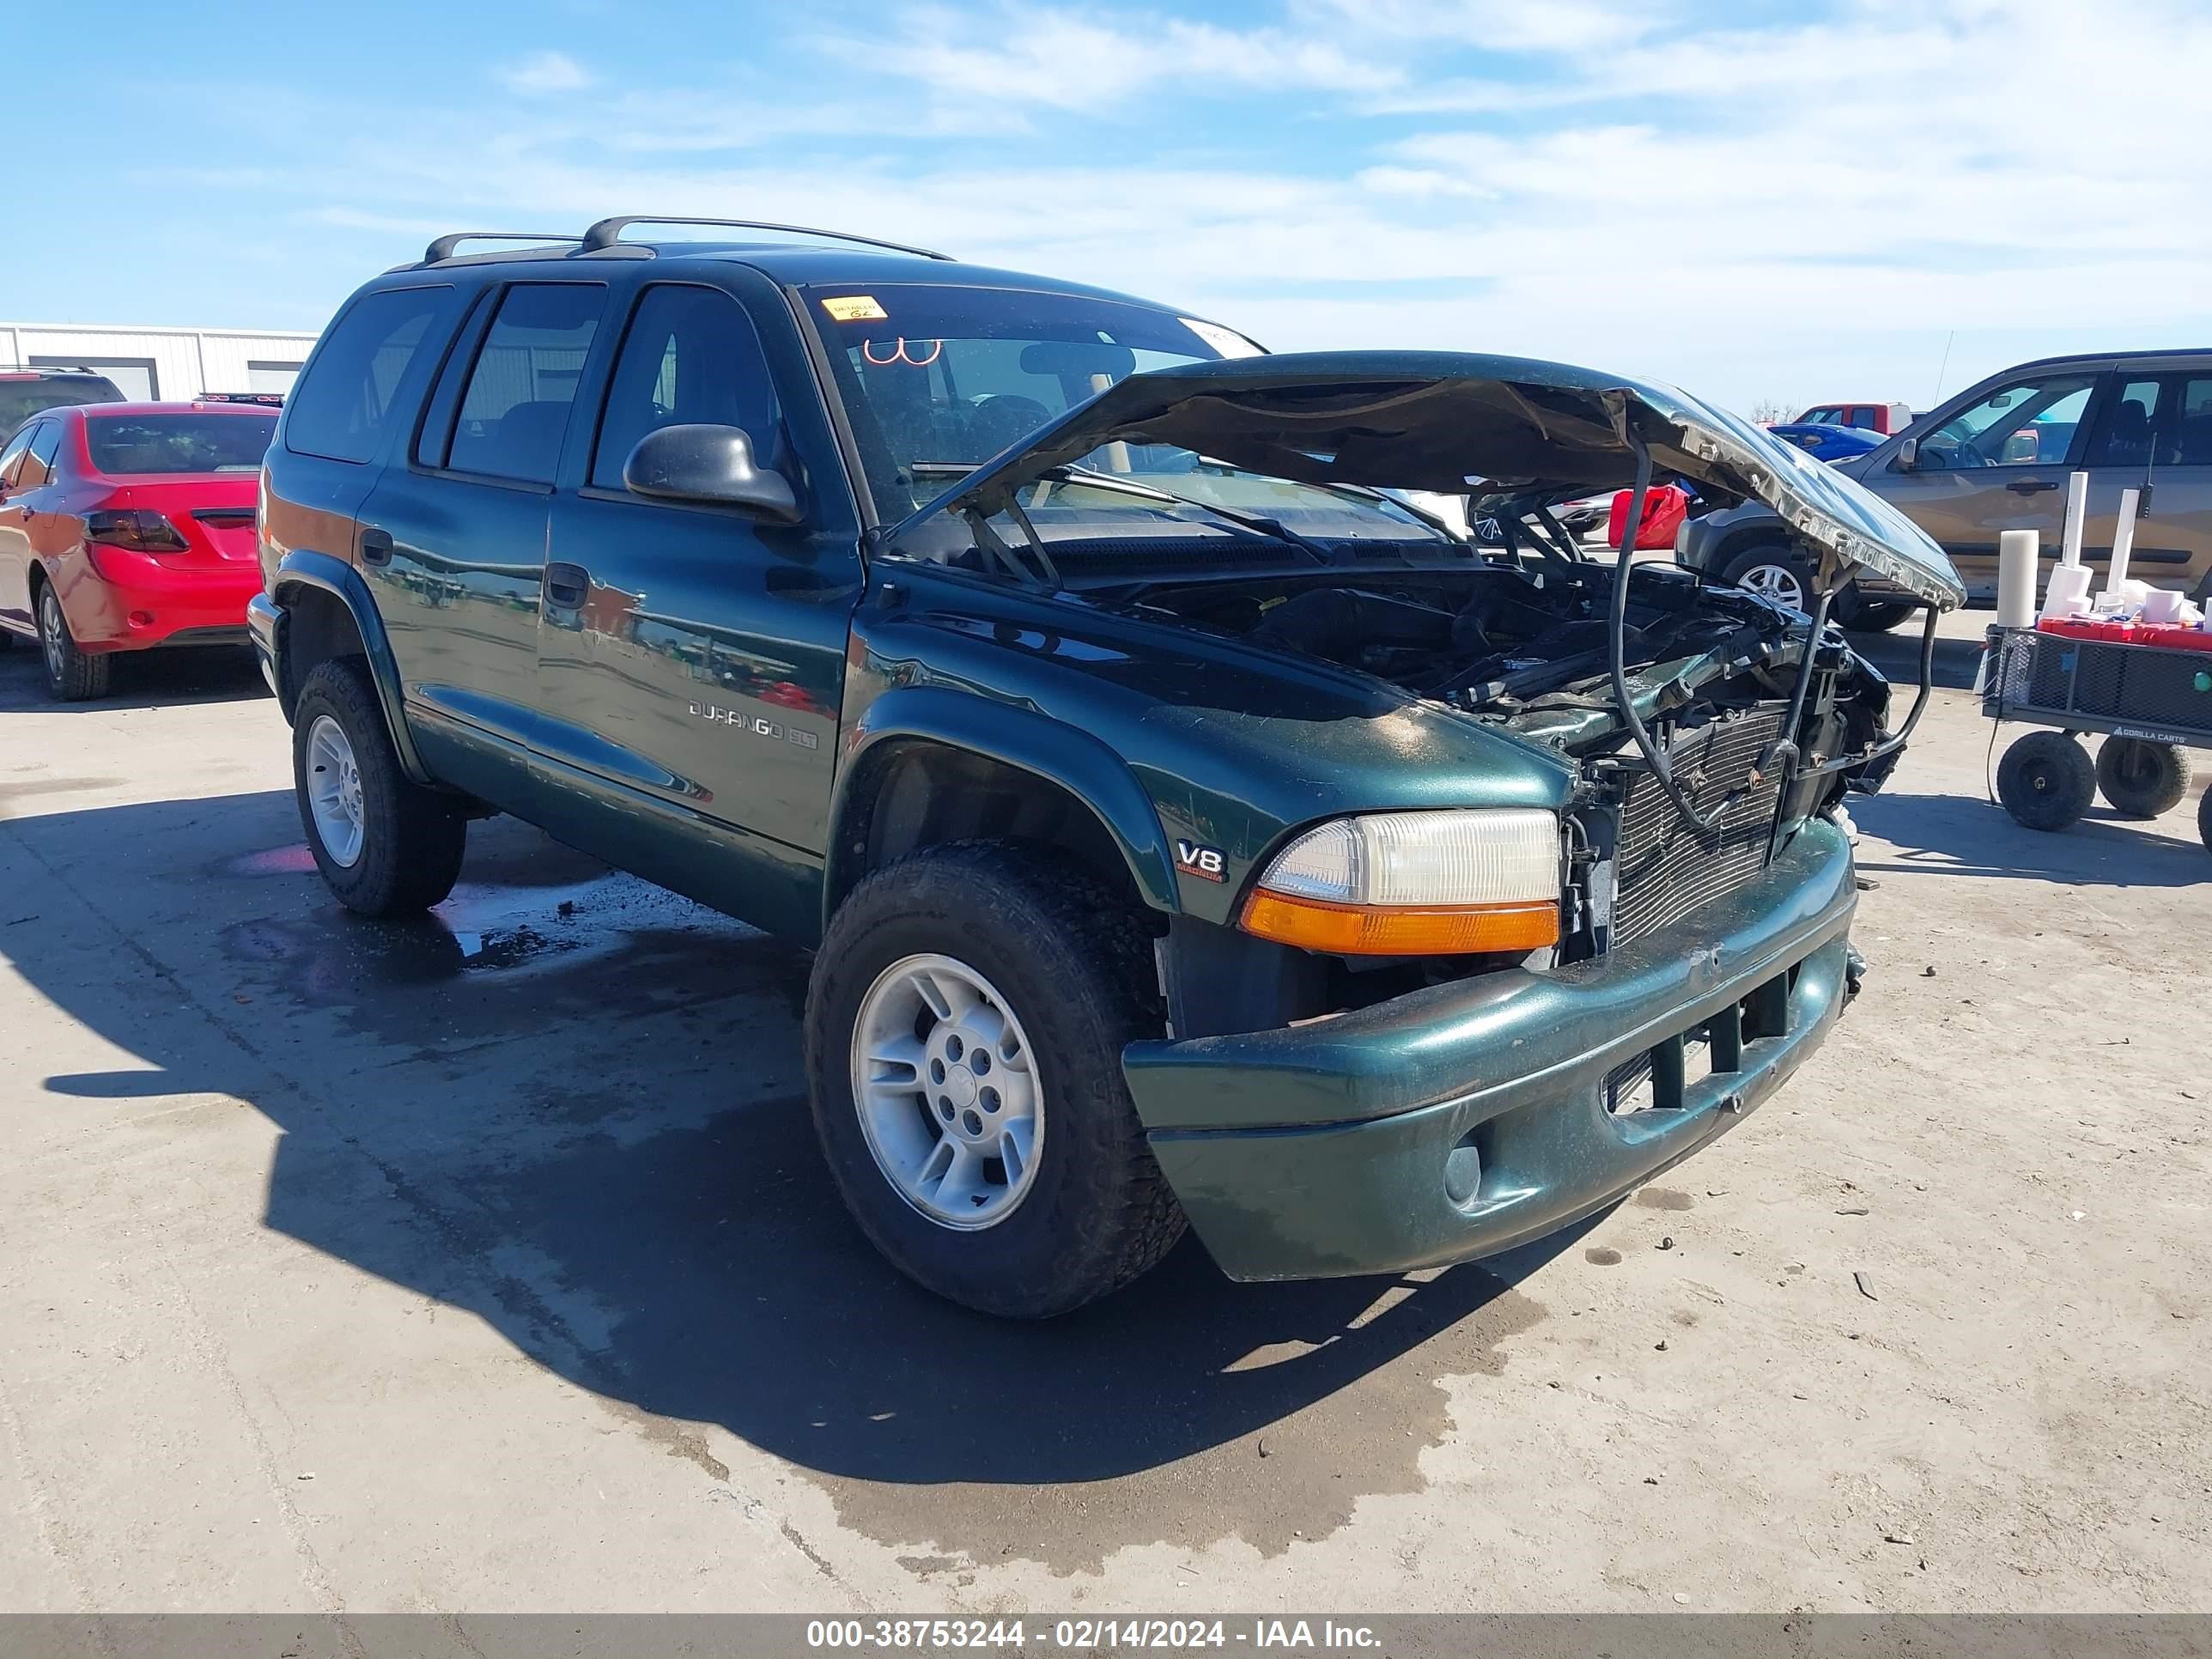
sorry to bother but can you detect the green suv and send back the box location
[251,219,1961,1317]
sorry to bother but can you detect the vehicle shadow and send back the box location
[1854,784,2208,887]
[7,787,1585,1565]
[0,638,266,713]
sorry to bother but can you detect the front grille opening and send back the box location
[1607,703,1789,951]
[1604,988,1777,1116]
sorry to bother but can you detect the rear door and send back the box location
[1863,368,2104,592]
[0,422,42,629]
[2078,368,2212,596]
[531,271,862,938]
[362,279,607,805]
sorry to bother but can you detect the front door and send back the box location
[1866,368,2103,594]
[533,277,863,939]
[362,279,606,805]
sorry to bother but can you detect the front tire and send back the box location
[291,659,466,915]
[38,584,110,702]
[1839,591,1917,633]
[2095,738,2190,819]
[1996,731,2094,831]
[805,842,1184,1318]
[1722,543,1819,615]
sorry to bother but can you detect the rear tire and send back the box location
[805,842,1184,1318]
[291,658,466,916]
[1996,731,2094,831]
[2199,786,2211,856]
[37,584,110,702]
[2095,738,2190,819]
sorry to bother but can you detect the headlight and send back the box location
[1239,808,1562,956]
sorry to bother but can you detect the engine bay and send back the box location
[1122,559,1883,761]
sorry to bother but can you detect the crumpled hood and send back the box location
[907,349,1964,609]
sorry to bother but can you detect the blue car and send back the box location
[1766,422,1886,463]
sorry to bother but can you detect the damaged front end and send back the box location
[888,349,1960,974]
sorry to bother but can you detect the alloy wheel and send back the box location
[304,714,367,867]
[850,952,1043,1230]
[39,591,64,681]
[1736,561,1808,612]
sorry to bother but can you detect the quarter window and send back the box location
[446,283,605,485]
[592,285,781,489]
[287,286,455,464]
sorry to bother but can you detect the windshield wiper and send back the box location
[1045,464,1332,565]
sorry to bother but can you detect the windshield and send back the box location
[806,283,1440,544]
[87,412,277,475]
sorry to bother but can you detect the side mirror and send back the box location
[623,424,802,524]
[1893,436,1918,472]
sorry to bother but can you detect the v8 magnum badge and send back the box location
[1175,839,1227,882]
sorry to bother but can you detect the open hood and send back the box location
[904,349,1964,609]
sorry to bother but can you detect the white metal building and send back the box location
[0,322,321,402]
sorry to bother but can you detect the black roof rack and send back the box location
[578,216,952,261]
[422,231,584,264]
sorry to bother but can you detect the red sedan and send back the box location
[0,400,276,699]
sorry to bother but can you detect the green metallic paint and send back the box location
[267,550,436,786]
[837,563,1579,928]
[1133,819,1857,1280]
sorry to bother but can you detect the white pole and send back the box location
[2106,487,2140,593]
[2059,471,2089,567]
[1996,530,2039,629]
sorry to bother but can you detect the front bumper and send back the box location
[1123,817,1858,1281]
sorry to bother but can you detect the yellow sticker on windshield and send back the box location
[821,295,889,322]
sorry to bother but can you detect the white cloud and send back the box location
[200,0,2212,412]
[497,50,592,95]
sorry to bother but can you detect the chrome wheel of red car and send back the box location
[37,585,109,702]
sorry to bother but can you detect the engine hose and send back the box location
[1607,437,1729,833]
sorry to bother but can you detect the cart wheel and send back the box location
[2095,738,2191,819]
[1996,732,2094,832]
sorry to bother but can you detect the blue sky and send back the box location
[14,0,2212,413]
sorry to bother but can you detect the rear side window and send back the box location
[591,284,780,489]
[446,283,605,485]
[2088,375,2212,468]
[286,286,454,464]
[19,422,63,488]
[88,413,277,475]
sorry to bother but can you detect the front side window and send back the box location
[446,283,605,485]
[288,286,455,465]
[592,284,780,489]
[1800,405,1844,425]
[1917,374,2096,470]
[805,284,1427,545]
[88,412,276,475]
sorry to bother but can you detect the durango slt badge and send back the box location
[690,703,820,750]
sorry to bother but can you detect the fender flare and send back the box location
[826,684,1182,930]
[267,550,434,786]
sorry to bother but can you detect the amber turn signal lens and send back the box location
[1239,890,1560,956]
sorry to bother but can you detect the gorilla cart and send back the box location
[1981,623,2212,854]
